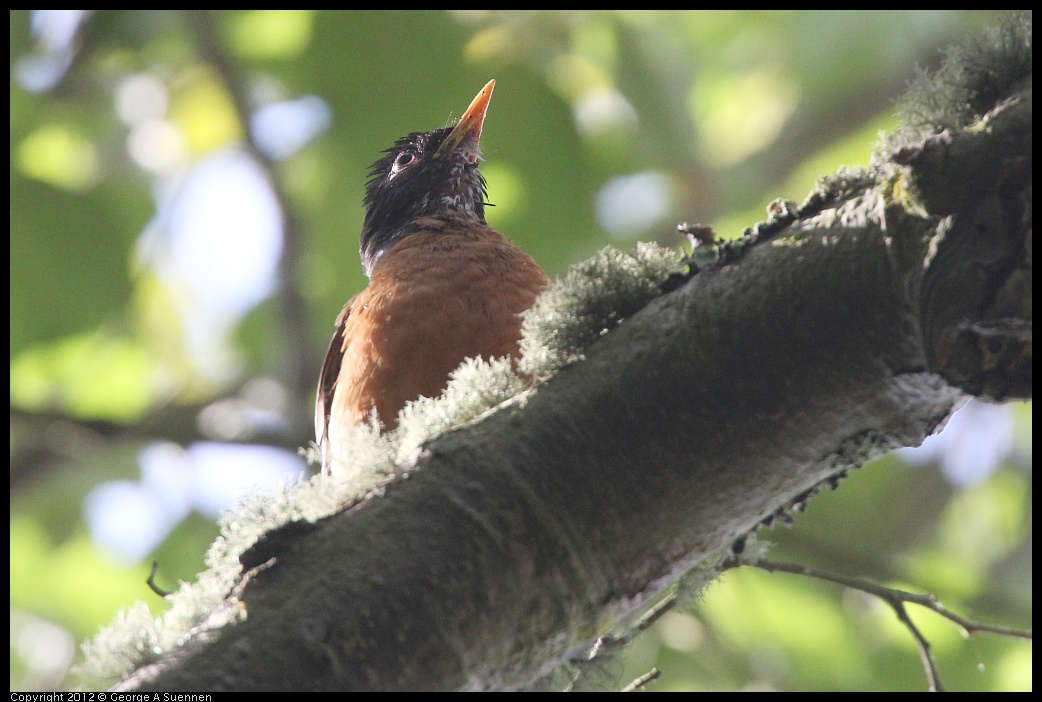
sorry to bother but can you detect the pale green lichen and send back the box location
[81,241,687,687]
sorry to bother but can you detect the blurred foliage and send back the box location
[9,10,1030,691]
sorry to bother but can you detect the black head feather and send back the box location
[359,125,489,276]
[358,81,496,276]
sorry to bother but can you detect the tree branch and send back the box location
[97,15,1031,692]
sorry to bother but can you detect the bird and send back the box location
[315,80,550,470]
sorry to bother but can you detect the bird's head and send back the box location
[360,80,495,276]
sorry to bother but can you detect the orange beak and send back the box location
[435,79,495,162]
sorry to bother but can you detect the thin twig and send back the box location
[565,589,679,691]
[732,556,1032,691]
[621,668,661,692]
[146,561,171,598]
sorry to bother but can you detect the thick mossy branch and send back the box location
[885,10,1032,151]
[107,188,969,690]
[82,245,687,688]
[518,243,687,378]
[89,14,1030,693]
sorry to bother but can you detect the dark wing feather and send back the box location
[315,304,351,447]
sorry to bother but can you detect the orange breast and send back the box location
[327,225,548,448]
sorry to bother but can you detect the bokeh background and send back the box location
[9,10,1031,691]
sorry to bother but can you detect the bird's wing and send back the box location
[315,303,352,448]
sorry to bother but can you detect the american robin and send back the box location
[315,80,549,467]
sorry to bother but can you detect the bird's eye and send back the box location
[390,150,418,178]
